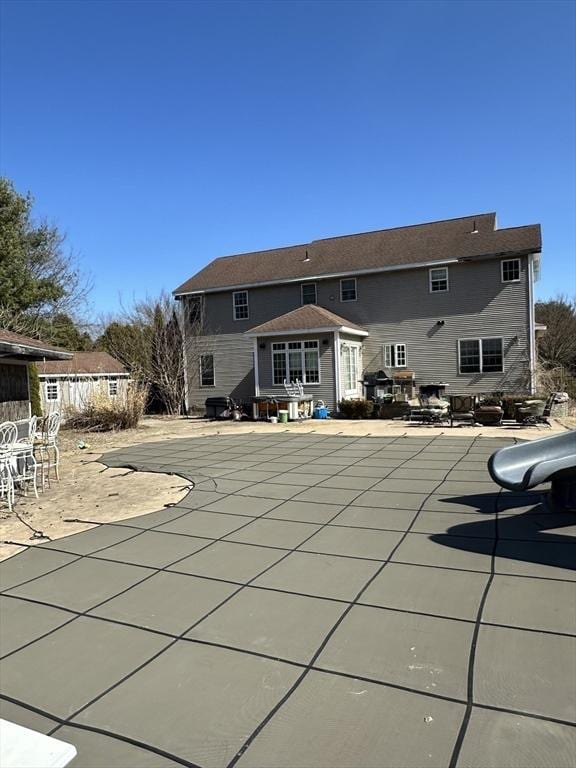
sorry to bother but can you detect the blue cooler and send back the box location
[313,405,328,419]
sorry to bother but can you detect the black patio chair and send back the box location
[449,394,476,427]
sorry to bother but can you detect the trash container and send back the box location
[278,410,289,424]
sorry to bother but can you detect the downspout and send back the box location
[253,338,260,396]
[334,331,341,409]
[527,254,536,395]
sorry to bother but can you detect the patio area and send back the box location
[0,432,574,768]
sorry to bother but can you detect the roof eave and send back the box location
[174,247,541,296]
[0,342,73,361]
[245,325,369,338]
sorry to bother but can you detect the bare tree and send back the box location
[535,294,576,371]
[96,292,212,415]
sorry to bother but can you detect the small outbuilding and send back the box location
[0,329,72,420]
[37,351,129,414]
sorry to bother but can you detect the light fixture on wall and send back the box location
[259,342,266,349]
[322,339,329,345]
[436,320,445,326]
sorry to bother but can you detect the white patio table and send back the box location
[0,719,77,768]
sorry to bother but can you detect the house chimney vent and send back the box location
[471,220,479,234]
[302,250,310,262]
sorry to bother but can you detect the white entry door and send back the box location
[340,342,362,398]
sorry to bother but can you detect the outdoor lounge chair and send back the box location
[488,430,576,511]
[449,395,476,427]
[516,392,556,426]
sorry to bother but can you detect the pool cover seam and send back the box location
[226,432,486,767]
[1,431,379,592]
[0,692,202,768]
[42,432,410,744]
[448,439,511,768]
[1,434,570,765]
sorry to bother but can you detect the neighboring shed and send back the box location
[37,351,130,414]
[0,329,72,420]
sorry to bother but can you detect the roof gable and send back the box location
[246,305,367,337]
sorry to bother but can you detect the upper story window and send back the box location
[301,283,317,305]
[200,354,215,386]
[384,343,407,368]
[340,278,357,302]
[108,377,118,397]
[233,290,249,320]
[501,258,520,283]
[272,340,320,385]
[429,267,449,293]
[458,338,503,374]
[45,379,59,401]
[189,296,203,325]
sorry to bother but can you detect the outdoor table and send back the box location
[0,719,77,768]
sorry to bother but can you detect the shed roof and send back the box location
[38,351,127,375]
[174,213,541,295]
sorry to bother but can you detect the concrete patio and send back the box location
[0,433,574,768]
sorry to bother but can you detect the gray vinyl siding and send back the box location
[186,333,254,409]
[183,254,533,409]
[257,333,335,407]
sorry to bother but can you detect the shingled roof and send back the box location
[174,213,541,295]
[38,351,128,375]
[0,329,72,360]
[246,305,368,337]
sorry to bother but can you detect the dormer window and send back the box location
[233,290,249,320]
[301,283,317,305]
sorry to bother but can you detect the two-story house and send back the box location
[173,213,542,412]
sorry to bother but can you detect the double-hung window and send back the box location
[458,338,503,373]
[272,340,319,385]
[429,267,449,293]
[501,259,520,282]
[108,377,118,397]
[340,278,357,302]
[233,290,249,320]
[301,283,317,305]
[384,343,407,368]
[200,354,215,386]
[45,379,59,401]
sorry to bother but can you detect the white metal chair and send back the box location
[12,415,39,498]
[283,379,305,397]
[34,412,62,489]
[0,422,18,512]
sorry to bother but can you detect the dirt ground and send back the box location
[1,414,572,561]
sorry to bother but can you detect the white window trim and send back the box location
[271,340,321,386]
[458,337,504,374]
[384,343,407,368]
[232,290,249,321]
[199,354,216,387]
[108,378,118,397]
[501,258,521,283]
[340,277,357,302]
[45,380,60,401]
[429,266,449,293]
[301,282,317,305]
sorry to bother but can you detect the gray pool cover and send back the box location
[1,433,575,768]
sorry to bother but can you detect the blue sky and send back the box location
[1,0,574,315]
